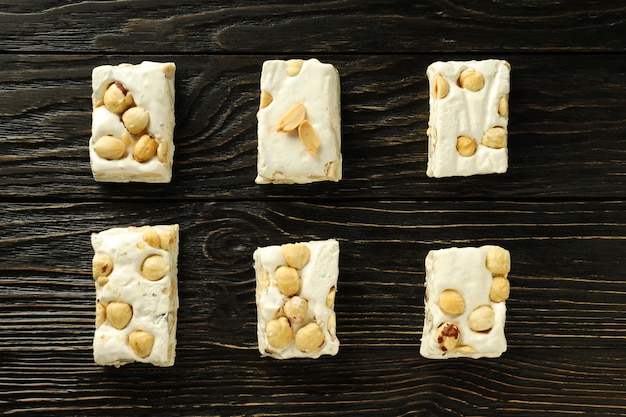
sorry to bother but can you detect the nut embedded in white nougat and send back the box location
[91,224,179,367]
[420,245,511,359]
[426,59,510,178]
[254,239,340,359]
[90,61,176,183]
[256,58,342,184]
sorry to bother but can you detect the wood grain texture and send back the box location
[1,349,625,416]
[1,1,626,53]
[2,201,625,350]
[2,0,626,415]
[1,54,626,201]
[1,201,625,415]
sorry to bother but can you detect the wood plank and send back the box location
[1,54,626,201]
[1,200,624,350]
[2,2,624,415]
[1,1,625,53]
[1,349,625,416]
[1,201,625,415]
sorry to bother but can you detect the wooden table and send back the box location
[1,2,625,416]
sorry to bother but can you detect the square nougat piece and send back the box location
[91,225,179,367]
[426,59,510,177]
[256,58,342,184]
[90,61,176,183]
[254,239,339,359]
[420,245,511,359]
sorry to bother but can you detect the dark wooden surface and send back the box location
[1,1,625,416]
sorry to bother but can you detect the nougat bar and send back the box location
[420,245,511,359]
[91,225,179,367]
[256,58,342,184]
[90,61,176,183]
[426,60,510,177]
[254,239,340,359]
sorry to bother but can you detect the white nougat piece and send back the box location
[90,61,176,183]
[426,59,510,178]
[256,58,342,184]
[254,239,340,359]
[420,245,511,359]
[92,225,179,367]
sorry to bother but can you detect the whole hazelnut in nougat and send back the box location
[420,245,511,359]
[90,61,176,183]
[91,225,179,367]
[426,60,510,178]
[254,239,340,359]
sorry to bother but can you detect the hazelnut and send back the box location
[128,330,154,358]
[275,266,300,296]
[438,289,465,316]
[490,277,510,303]
[92,253,113,282]
[327,312,337,335]
[121,129,135,147]
[286,59,304,77]
[283,296,309,324]
[281,243,310,269]
[106,301,133,330]
[157,141,168,163]
[435,322,460,353]
[93,135,126,160]
[456,136,477,157]
[458,69,485,91]
[260,91,273,109]
[326,287,336,309]
[498,95,509,118]
[158,229,176,251]
[469,305,495,332]
[141,255,169,281]
[486,247,511,275]
[142,229,161,248]
[122,106,150,135]
[295,322,325,353]
[433,73,450,99]
[133,134,158,163]
[481,127,507,149]
[103,82,134,114]
[95,302,106,328]
[455,345,476,354]
[265,317,292,349]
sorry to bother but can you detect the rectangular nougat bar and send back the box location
[90,61,176,183]
[256,58,342,184]
[91,225,179,367]
[254,239,339,359]
[420,245,511,359]
[426,59,510,178]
